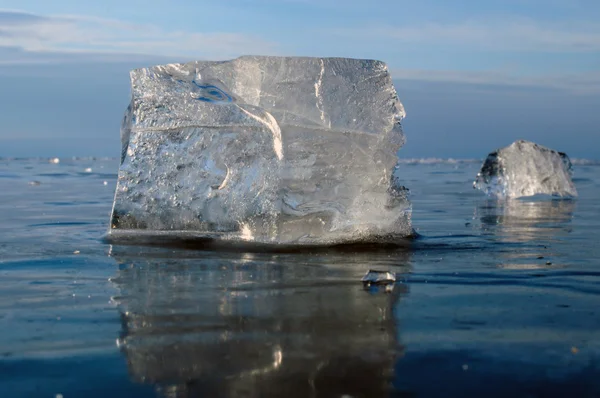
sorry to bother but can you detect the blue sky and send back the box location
[0,0,598,158]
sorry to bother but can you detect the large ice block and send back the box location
[109,56,411,245]
[473,140,577,199]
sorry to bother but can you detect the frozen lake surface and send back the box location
[1,158,599,397]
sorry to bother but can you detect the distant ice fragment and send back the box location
[361,270,396,286]
[473,140,577,199]
[109,56,412,245]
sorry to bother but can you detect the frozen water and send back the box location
[361,270,396,286]
[473,140,577,199]
[109,56,411,245]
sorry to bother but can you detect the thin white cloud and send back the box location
[1,9,598,94]
[0,9,278,62]
[391,68,600,95]
[333,17,600,53]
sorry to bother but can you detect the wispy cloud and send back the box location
[0,9,50,25]
[1,9,598,94]
[0,9,278,64]
[391,68,600,95]
[332,17,600,53]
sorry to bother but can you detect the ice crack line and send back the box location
[236,105,283,160]
[314,59,330,128]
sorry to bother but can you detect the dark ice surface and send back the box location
[1,157,599,397]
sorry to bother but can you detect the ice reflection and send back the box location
[475,198,576,268]
[109,248,410,397]
[477,198,575,242]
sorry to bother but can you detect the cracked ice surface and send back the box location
[109,56,411,245]
[473,140,578,199]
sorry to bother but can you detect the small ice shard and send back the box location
[361,270,396,286]
[109,56,412,245]
[473,140,577,199]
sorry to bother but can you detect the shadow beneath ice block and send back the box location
[104,228,415,253]
[109,249,410,397]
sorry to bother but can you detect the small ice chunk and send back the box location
[49,157,60,164]
[473,140,577,199]
[361,270,396,286]
[109,56,412,245]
